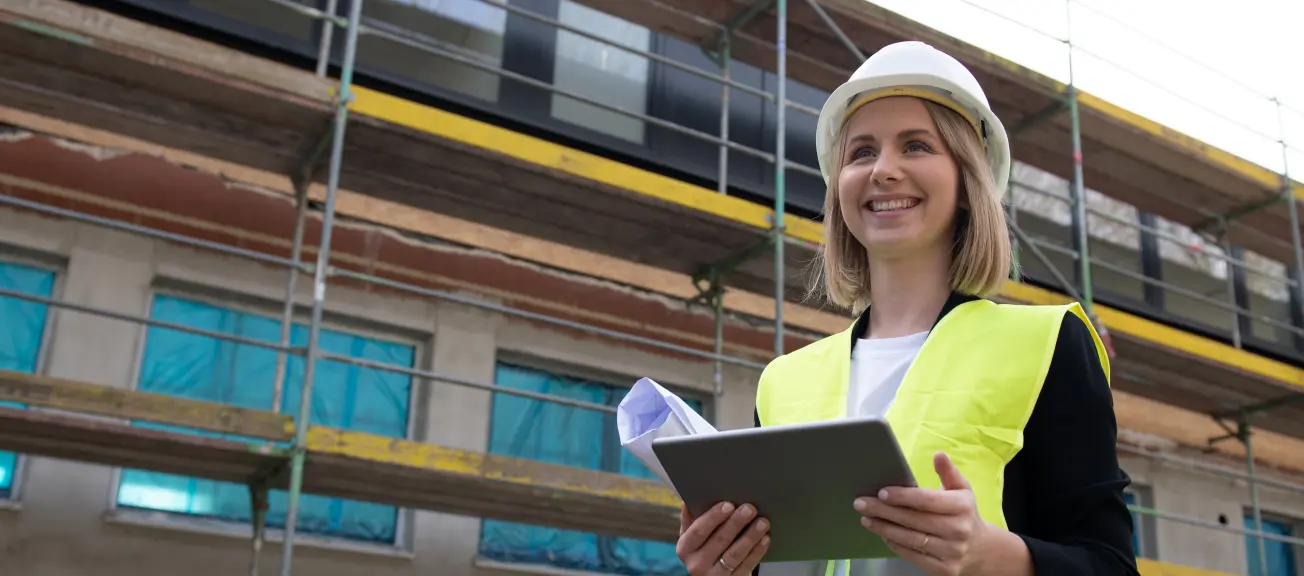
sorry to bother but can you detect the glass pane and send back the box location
[0,261,56,498]
[551,0,650,143]
[480,363,606,571]
[117,294,414,543]
[479,364,693,575]
[360,0,508,102]
[191,0,317,43]
[1245,516,1297,576]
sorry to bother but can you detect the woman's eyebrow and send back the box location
[847,128,934,145]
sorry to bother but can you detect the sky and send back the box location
[864,0,1304,180]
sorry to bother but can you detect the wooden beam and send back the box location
[0,370,295,441]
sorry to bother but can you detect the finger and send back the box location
[883,538,951,574]
[934,452,972,491]
[734,532,773,575]
[680,505,693,536]
[855,498,949,537]
[865,488,969,516]
[699,503,760,563]
[678,502,735,555]
[717,516,770,573]
[861,516,957,561]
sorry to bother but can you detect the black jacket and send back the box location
[750,293,1140,575]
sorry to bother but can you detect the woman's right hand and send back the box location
[675,502,771,575]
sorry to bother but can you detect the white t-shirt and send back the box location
[847,332,929,576]
[761,332,933,576]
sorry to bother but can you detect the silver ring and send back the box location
[717,557,738,573]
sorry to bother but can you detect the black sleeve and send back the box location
[1016,312,1140,575]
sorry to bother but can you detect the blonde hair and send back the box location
[810,99,1012,313]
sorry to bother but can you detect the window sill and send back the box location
[473,557,623,576]
[103,508,415,560]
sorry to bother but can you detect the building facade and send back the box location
[0,0,1301,575]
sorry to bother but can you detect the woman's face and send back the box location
[837,96,963,260]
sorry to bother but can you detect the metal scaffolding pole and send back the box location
[717,38,732,196]
[772,0,788,356]
[1278,98,1304,332]
[279,0,365,573]
[271,183,311,415]
[1064,2,1092,316]
[1240,419,1270,576]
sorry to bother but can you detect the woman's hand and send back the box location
[675,502,771,575]
[854,452,1000,576]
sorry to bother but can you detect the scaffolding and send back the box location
[0,0,1302,574]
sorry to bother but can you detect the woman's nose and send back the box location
[871,151,904,186]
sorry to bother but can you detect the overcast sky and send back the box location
[864,0,1303,180]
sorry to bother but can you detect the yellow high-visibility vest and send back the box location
[755,299,1109,534]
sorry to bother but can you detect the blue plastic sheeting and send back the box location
[116,294,414,543]
[0,261,56,497]
[480,362,699,576]
[1122,492,1140,556]
[1245,515,1297,576]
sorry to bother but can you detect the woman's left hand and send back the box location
[854,452,993,576]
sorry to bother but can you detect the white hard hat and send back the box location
[814,41,1010,194]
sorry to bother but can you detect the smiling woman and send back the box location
[670,42,1141,576]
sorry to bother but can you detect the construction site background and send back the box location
[0,0,1301,575]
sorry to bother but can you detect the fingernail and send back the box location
[878,489,889,501]
[755,518,769,532]
[853,498,867,512]
[721,502,735,514]
[861,517,873,528]
[761,536,771,547]
[739,504,755,519]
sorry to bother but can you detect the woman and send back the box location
[673,41,1138,576]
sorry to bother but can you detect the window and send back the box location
[359,0,508,103]
[479,361,700,575]
[0,260,56,500]
[1245,514,1298,576]
[115,294,415,544]
[1122,486,1157,560]
[551,0,651,144]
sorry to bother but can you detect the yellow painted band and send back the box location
[347,86,1304,393]
[304,426,680,507]
[1137,558,1234,576]
[1074,92,1297,196]
[348,86,790,239]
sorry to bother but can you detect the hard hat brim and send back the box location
[815,72,1011,195]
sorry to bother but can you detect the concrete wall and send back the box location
[0,203,1301,576]
[1122,454,1304,575]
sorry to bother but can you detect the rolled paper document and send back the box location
[616,377,718,493]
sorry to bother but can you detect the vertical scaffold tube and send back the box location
[772,0,787,357]
[1065,3,1092,315]
[279,0,365,574]
[712,272,725,419]
[1278,99,1304,316]
[271,184,310,414]
[314,0,339,77]
[1008,165,1020,279]
[718,38,731,195]
[1242,421,1269,576]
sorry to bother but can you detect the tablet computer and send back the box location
[650,416,916,563]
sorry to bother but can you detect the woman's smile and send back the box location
[864,196,923,217]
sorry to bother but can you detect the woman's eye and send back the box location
[851,147,876,160]
[905,141,931,153]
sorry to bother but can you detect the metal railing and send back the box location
[2,0,1303,575]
